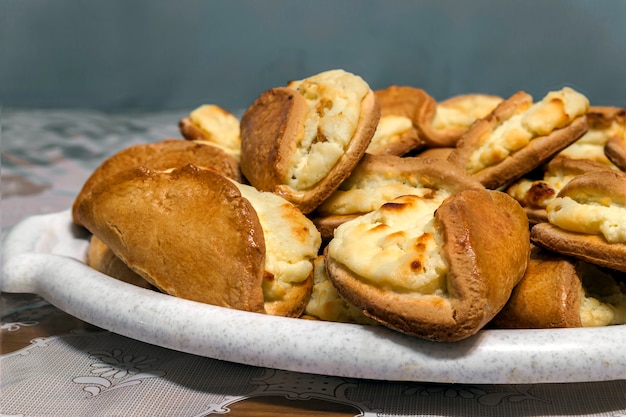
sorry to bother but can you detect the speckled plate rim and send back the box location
[2,210,625,384]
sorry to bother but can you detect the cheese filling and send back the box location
[547,197,626,243]
[189,104,241,160]
[579,262,626,327]
[318,171,452,216]
[285,69,370,190]
[304,256,376,324]
[366,115,413,154]
[233,182,322,301]
[328,194,449,294]
[559,120,625,166]
[506,172,577,209]
[432,95,502,130]
[468,87,589,173]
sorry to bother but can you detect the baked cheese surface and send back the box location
[319,171,452,215]
[234,182,322,300]
[579,263,626,326]
[432,95,502,130]
[328,194,448,294]
[559,117,625,166]
[366,115,413,154]
[547,196,626,243]
[189,104,241,159]
[468,87,589,173]
[304,256,376,324]
[507,171,576,209]
[286,69,370,190]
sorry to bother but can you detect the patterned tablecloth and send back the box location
[1,109,625,417]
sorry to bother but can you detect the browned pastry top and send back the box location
[72,139,241,225]
[77,164,267,313]
[325,189,529,342]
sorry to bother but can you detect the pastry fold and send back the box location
[414,93,502,148]
[491,246,626,329]
[325,189,530,342]
[366,85,427,155]
[448,88,589,189]
[76,164,321,316]
[240,69,380,214]
[72,139,241,226]
[531,170,626,272]
[312,153,483,240]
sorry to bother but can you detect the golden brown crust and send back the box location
[240,85,380,214]
[412,89,457,147]
[605,136,626,171]
[546,155,616,177]
[413,147,455,160]
[312,214,361,241]
[557,169,626,206]
[325,189,529,342]
[179,117,208,142]
[87,235,154,289]
[277,89,379,213]
[490,246,583,329]
[448,92,589,189]
[413,92,502,148]
[371,85,427,155]
[72,139,241,225]
[587,106,626,130]
[559,106,626,166]
[77,164,267,313]
[437,189,530,338]
[531,222,626,273]
[240,87,309,191]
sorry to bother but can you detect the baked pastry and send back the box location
[87,235,153,289]
[447,87,590,189]
[601,109,626,170]
[414,147,455,161]
[233,179,322,317]
[312,153,483,240]
[531,170,626,272]
[366,86,427,155]
[325,188,530,342]
[414,92,502,148]
[606,134,626,171]
[178,104,242,160]
[506,156,614,224]
[303,256,377,324]
[76,164,321,316]
[491,246,626,329]
[72,139,241,226]
[239,69,380,214]
[559,106,626,168]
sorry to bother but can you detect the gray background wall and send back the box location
[2,0,625,113]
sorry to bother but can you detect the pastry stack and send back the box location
[72,69,626,342]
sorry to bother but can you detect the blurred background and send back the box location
[2,0,625,113]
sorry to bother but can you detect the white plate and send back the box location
[2,210,625,384]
